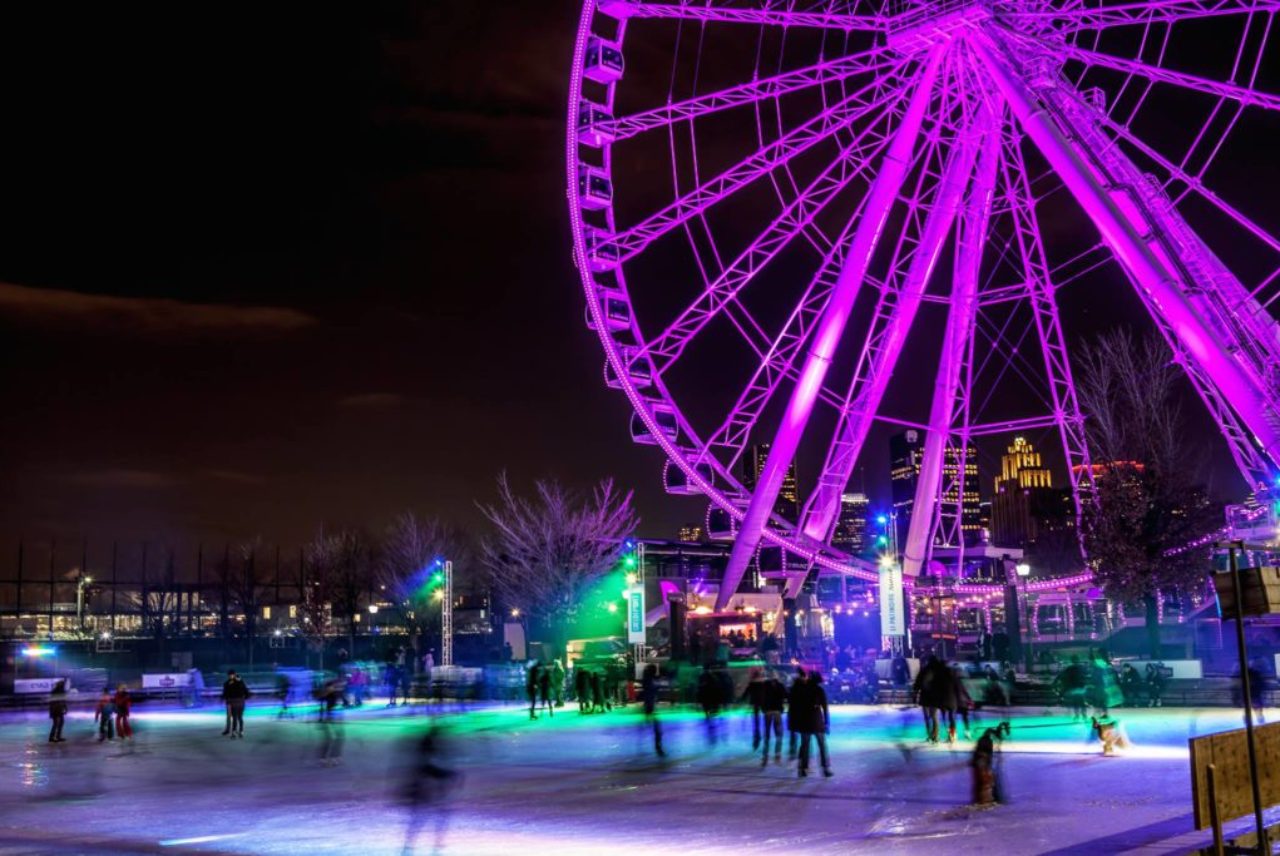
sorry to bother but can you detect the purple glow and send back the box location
[566,0,1280,605]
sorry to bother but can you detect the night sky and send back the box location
[0,2,1269,552]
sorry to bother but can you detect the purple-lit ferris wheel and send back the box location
[565,0,1280,608]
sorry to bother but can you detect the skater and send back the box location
[385,658,402,707]
[1119,664,1143,707]
[95,689,116,742]
[113,685,133,741]
[971,721,1011,805]
[641,664,665,757]
[538,660,554,717]
[1056,656,1088,721]
[526,662,540,720]
[221,669,250,737]
[914,656,954,742]
[760,671,787,766]
[742,667,766,750]
[787,668,808,759]
[574,666,590,713]
[796,672,832,778]
[1145,662,1167,708]
[591,669,608,713]
[318,678,345,766]
[1091,714,1129,756]
[953,665,974,740]
[48,680,68,743]
[400,723,459,856]
[697,667,721,745]
[550,659,565,708]
[276,672,294,719]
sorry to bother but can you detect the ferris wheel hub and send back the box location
[886,0,992,52]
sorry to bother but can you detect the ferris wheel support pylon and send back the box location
[714,48,945,612]
[800,92,988,560]
[902,111,1002,577]
[971,32,1280,471]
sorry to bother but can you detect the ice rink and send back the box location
[1,698,1274,854]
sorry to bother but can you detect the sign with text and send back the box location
[626,587,646,644]
[879,562,905,637]
[14,678,70,694]
[141,672,195,690]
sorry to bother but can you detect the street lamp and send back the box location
[1016,563,1033,672]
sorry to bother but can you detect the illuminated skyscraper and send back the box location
[991,436,1060,547]
[677,524,703,542]
[832,492,870,554]
[743,443,800,520]
[889,430,981,548]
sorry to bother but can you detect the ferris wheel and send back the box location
[565,0,1280,609]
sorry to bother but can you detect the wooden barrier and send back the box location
[1190,721,1280,836]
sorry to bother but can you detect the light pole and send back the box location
[1016,563,1032,673]
[76,575,93,634]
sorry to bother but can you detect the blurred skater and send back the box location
[113,685,133,741]
[48,681,68,743]
[760,671,787,766]
[796,672,832,778]
[971,721,1010,805]
[742,668,765,750]
[318,678,345,766]
[95,689,116,742]
[787,668,808,760]
[538,662,554,717]
[401,723,460,856]
[526,662,540,720]
[641,664,665,757]
[1090,714,1129,756]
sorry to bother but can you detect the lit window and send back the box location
[289,605,297,618]
[262,606,271,620]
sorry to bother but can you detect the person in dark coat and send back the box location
[641,664,665,757]
[221,670,250,737]
[537,662,554,718]
[574,667,589,713]
[526,662,540,720]
[48,681,68,743]
[971,721,1010,805]
[760,671,788,765]
[787,668,808,759]
[796,672,832,777]
[400,723,460,856]
[95,689,116,742]
[914,657,955,743]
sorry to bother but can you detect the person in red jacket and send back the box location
[113,685,133,740]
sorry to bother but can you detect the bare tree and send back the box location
[230,540,272,669]
[295,542,336,669]
[1076,330,1220,656]
[477,473,638,655]
[307,528,375,657]
[379,513,475,656]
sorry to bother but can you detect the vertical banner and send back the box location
[879,562,905,637]
[626,587,646,644]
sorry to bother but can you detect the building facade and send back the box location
[889,430,981,549]
[991,436,1062,548]
[743,443,800,521]
[832,492,870,555]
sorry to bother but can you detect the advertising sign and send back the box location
[879,562,905,637]
[626,587,646,644]
[141,672,195,690]
[14,678,69,694]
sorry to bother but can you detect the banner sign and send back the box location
[14,678,69,694]
[879,562,905,637]
[141,672,195,689]
[626,587,646,644]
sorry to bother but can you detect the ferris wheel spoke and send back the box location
[900,110,1001,576]
[1065,93,1280,262]
[698,188,892,478]
[608,67,913,263]
[801,105,986,547]
[974,30,1280,471]
[642,99,905,375]
[1015,0,1280,33]
[599,0,885,31]
[1054,41,1280,112]
[1000,127,1095,525]
[604,47,898,141]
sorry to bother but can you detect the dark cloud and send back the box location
[56,469,179,490]
[0,282,317,337]
[338,392,407,408]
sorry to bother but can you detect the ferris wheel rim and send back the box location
[566,0,1280,588]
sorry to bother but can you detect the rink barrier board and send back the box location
[1190,720,1280,830]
